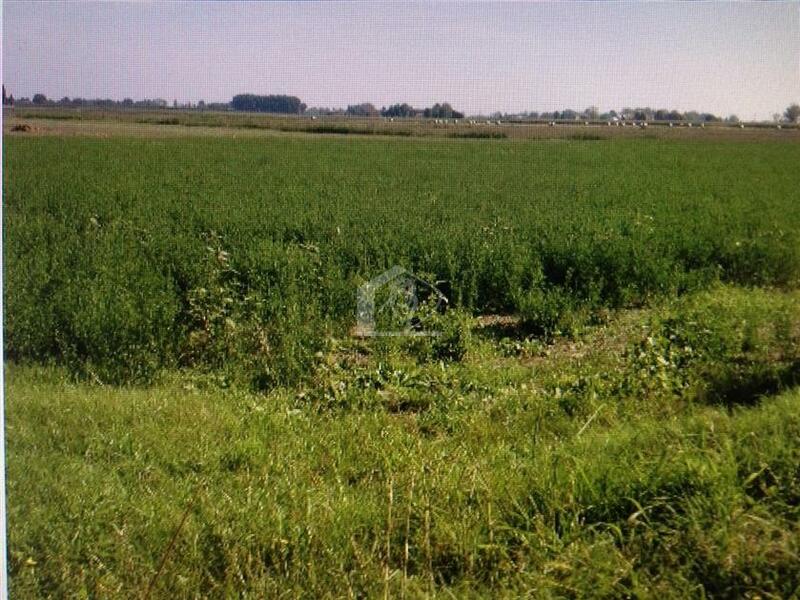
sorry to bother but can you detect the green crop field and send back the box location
[4,127,800,597]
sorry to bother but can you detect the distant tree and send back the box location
[785,103,800,123]
[231,94,306,114]
[382,103,416,118]
[197,100,206,109]
[561,109,578,121]
[346,102,379,117]
[684,111,700,122]
[584,106,599,120]
[58,96,71,105]
[726,114,740,124]
[423,102,464,119]
[426,103,443,118]
[1,86,14,106]
[32,93,48,105]
[122,98,134,107]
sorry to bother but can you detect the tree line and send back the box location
[343,102,464,119]
[499,106,731,123]
[483,105,800,124]
[4,87,799,124]
[230,94,307,114]
[1,93,226,110]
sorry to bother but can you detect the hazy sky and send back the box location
[3,1,799,119]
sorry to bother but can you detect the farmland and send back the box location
[4,119,800,597]
[5,107,800,141]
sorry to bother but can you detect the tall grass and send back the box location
[4,135,800,384]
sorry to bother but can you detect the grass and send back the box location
[4,122,800,596]
[449,130,508,139]
[7,106,800,142]
[5,285,800,597]
[286,125,413,136]
[4,134,800,386]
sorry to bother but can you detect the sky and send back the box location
[2,1,799,120]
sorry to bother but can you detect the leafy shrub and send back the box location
[627,287,800,404]
[428,310,474,361]
[513,286,581,338]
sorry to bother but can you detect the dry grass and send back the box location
[5,107,800,142]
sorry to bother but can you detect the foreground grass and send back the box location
[7,286,800,598]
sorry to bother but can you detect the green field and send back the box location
[5,135,800,385]
[4,129,800,597]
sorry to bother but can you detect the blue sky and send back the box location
[3,1,799,119]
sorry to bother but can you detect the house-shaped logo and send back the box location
[354,266,447,337]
